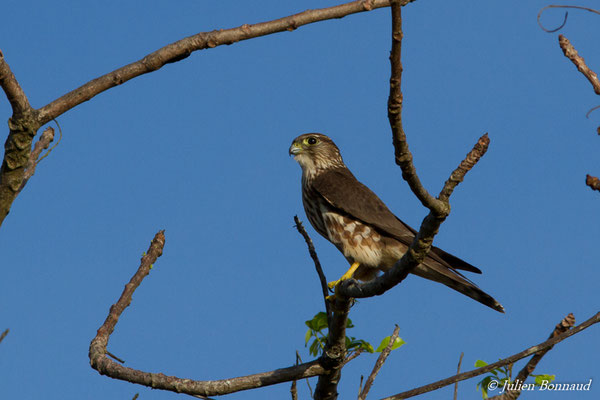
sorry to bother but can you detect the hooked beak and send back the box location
[289,142,302,156]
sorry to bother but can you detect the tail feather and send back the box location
[414,262,505,313]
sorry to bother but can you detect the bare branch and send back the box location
[381,311,600,400]
[0,328,9,344]
[558,34,600,95]
[387,1,444,215]
[438,133,490,202]
[294,215,331,323]
[490,313,576,400]
[36,0,408,126]
[0,50,32,118]
[358,325,400,400]
[537,5,600,33]
[89,230,327,397]
[453,352,464,400]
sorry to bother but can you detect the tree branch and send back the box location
[558,34,600,95]
[358,325,400,400]
[453,352,464,400]
[0,328,9,344]
[35,0,410,126]
[89,230,328,397]
[387,1,444,215]
[490,313,576,400]
[381,311,600,399]
[294,215,331,323]
[0,50,32,118]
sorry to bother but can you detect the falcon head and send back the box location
[289,133,345,177]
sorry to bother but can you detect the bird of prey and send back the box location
[289,133,504,313]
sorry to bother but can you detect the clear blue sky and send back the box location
[1,1,598,399]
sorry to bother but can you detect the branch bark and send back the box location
[294,215,331,324]
[558,34,600,95]
[381,311,600,399]
[89,230,329,397]
[358,325,400,400]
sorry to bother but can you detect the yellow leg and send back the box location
[327,262,360,290]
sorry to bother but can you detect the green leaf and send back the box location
[305,329,313,345]
[305,312,328,332]
[533,374,555,386]
[375,336,405,352]
[346,318,355,329]
[476,376,492,399]
[309,339,321,357]
[475,359,488,368]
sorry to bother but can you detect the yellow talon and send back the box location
[327,262,360,290]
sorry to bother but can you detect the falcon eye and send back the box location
[307,137,318,145]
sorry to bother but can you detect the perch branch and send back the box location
[381,311,600,399]
[339,132,489,299]
[490,313,576,400]
[89,230,328,397]
[358,325,400,400]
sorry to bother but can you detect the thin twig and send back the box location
[490,313,576,400]
[132,394,139,400]
[297,351,314,398]
[294,216,331,324]
[106,350,125,364]
[343,348,364,367]
[537,5,600,33]
[358,325,400,400]
[89,231,326,397]
[358,375,364,399]
[381,311,600,399]
[17,127,55,194]
[558,34,600,95]
[0,328,9,344]
[453,352,464,400]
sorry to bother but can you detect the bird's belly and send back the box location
[322,212,390,268]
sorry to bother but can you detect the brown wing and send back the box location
[311,167,481,274]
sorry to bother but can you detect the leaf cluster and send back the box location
[304,312,405,357]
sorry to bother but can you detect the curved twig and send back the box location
[537,5,600,33]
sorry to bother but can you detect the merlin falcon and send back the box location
[290,133,504,313]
